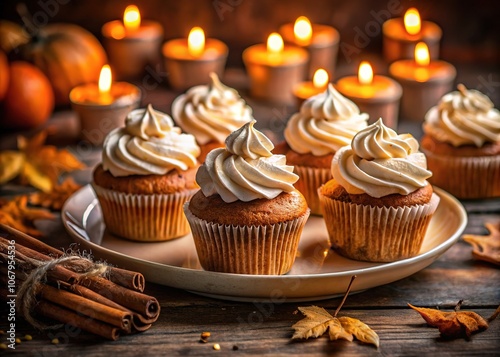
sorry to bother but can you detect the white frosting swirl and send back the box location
[172,72,254,145]
[423,84,500,147]
[332,119,432,197]
[196,120,299,202]
[284,84,369,155]
[102,104,200,177]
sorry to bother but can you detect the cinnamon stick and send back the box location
[0,224,146,292]
[35,300,120,341]
[39,284,132,332]
[79,276,160,319]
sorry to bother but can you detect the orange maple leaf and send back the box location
[408,302,489,339]
[462,222,500,266]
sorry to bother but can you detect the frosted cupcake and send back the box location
[318,119,440,262]
[92,104,201,242]
[278,83,369,214]
[172,72,254,161]
[184,120,310,275]
[421,84,500,198]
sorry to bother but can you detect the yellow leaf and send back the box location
[22,161,52,192]
[338,316,380,347]
[328,318,353,342]
[0,151,25,184]
[292,306,333,340]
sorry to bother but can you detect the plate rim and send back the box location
[62,185,467,298]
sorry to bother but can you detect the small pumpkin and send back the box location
[18,23,107,106]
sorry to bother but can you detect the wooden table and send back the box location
[1,68,500,356]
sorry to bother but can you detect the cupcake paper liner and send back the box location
[318,191,440,262]
[293,165,332,216]
[184,203,310,275]
[92,184,197,242]
[422,150,500,199]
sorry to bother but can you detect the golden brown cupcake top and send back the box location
[332,119,432,198]
[283,84,368,156]
[102,104,200,177]
[196,120,299,203]
[423,84,500,147]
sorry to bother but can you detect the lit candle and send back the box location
[69,64,141,145]
[389,42,456,122]
[336,61,402,129]
[382,7,442,63]
[162,27,228,91]
[242,32,308,103]
[102,5,164,79]
[292,68,329,107]
[279,16,340,79]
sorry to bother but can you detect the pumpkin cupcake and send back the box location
[92,104,201,242]
[318,119,440,262]
[278,83,369,215]
[171,72,254,161]
[184,120,310,275]
[420,84,500,199]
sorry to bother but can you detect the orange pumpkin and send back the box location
[19,23,107,106]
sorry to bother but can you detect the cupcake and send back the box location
[171,72,254,161]
[318,119,440,262]
[92,104,201,242]
[184,120,310,275]
[278,83,369,215]
[420,84,500,199]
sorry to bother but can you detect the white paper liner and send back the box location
[92,184,197,242]
[293,165,332,216]
[423,150,500,199]
[318,191,440,262]
[184,203,310,275]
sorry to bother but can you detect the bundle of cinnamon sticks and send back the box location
[0,224,160,340]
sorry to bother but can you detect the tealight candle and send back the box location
[292,68,329,107]
[383,7,442,63]
[336,61,402,129]
[102,5,164,79]
[389,42,456,122]
[70,64,141,145]
[162,27,228,91]
[242,32,308,104]
[279,16,340,79]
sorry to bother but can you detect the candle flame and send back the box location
[415,42,430,66]
[188,27,205,57]
[404,8,421,35]
[267,32,284,54]
[313,69,329,88]
[358,61,373,85]
[98,65,112,94]
[124,5,141,32]
[294,16,312,45]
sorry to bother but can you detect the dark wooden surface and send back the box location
[1,69,500,356]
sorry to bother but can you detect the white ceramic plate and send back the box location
[62,185,467,302]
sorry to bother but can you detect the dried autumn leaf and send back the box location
[338,316,380,348]
[291,276,379,348]
[0,151,25,184]
[0,196,54,237]
[29,177,82,210]
[462,222,500,266]
[408,303,489,339]
[16,131,85,192]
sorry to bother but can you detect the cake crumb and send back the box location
[213,343,221,350]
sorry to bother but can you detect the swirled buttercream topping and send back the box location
[102,104,200,177]
[172,72,254,145]
[332,119,432,197]
[196,120,299,202]
[284,84,369,156]
[423,84,500,147]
